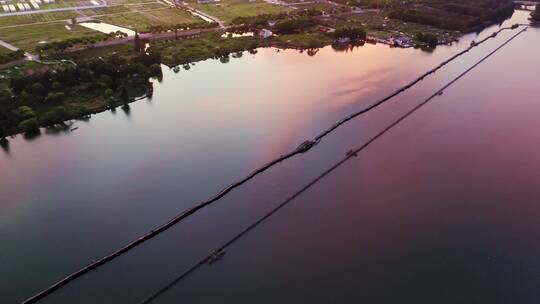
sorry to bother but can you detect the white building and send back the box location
[259,29,273,39]
[393,34,412,47]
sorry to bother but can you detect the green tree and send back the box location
[415,32,438,48]
[104,88,114,99]
[105,88,116,108]
[18,118,39,133]
[134,32,144,52]
[120,86,129,102]
[18,106,36,120]
[45,92,64,103]
[0,87,12,103]
[98,74,113,89]
[30,82,46,96]
[0,125,6,140]
[333,27,367,40]
[51,81,62,91]
[149,64,162,78]
[55,106,67,121]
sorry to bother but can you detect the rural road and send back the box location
[0,39,18,51]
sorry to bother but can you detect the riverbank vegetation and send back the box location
[0,48,161,137]
[0,0,521,137]
[0,49,25,64]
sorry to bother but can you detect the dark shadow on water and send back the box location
[219,55,230,64]
[23,129,41,141]
[121,104,131,116]
[420,46,436,53]
[76,115,92,123]
[331,41,366,53]
[307,48,319,56]
[231,51,243,58]
[0,138,10,156]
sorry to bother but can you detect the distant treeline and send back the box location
[37,31,127,55]
[230,10,322,34]
[388,0,516,31]
[144,21,218,33]
[333,27,367,40]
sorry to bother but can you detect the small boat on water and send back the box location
[70,127,79,132]
[207,250,226,265]
[346,150,358,157]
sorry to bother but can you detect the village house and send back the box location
[259,29,273,39]
[393,34,412,47]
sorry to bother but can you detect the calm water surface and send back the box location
[1,11,539,304]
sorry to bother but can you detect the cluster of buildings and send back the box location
[1,0,55,13]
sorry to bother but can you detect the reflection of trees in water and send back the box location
[307,48,319,56]
[420,46,435,53]
[331,41,366,52]
[23,129,41,141]
[219,55,230,64]
[231,51,243,58]
[77,115,92,123]
[122,104,131,116]
[0,138,9,155]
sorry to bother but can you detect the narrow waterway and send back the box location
[1,10,539,304]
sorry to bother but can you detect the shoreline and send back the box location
[0,7,525,139]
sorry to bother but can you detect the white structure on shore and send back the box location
[393,34,412,47]
[259,29,273,39]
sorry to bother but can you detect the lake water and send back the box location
[2,10,540,304]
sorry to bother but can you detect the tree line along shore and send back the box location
[0,0,530,139]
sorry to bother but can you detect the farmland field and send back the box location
[0,11,80,27]
[98,7,201,31]
[0,22,98,50]
[0,0,204,49]
[188,0,291,23]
